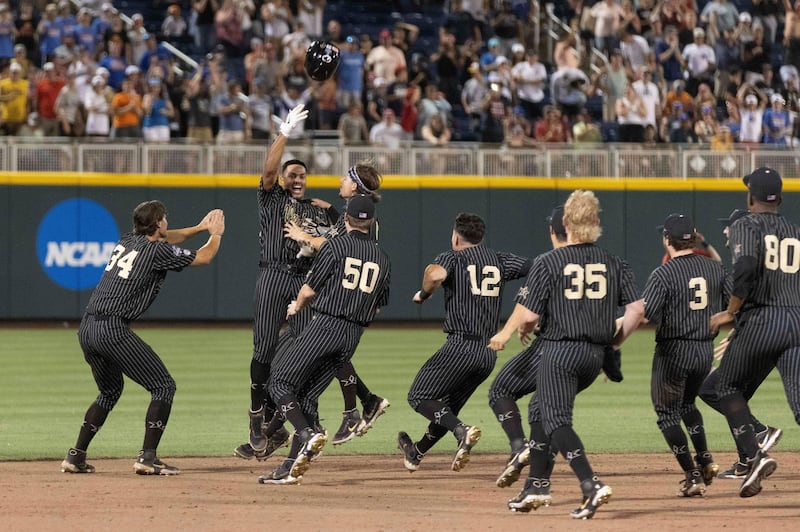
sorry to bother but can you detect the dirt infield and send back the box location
[2,451,799,531]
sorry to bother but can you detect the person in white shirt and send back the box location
[738,92,766,144]
[682,27,716,96]
[511,48,548,121]
[632,66,662,130]
[84,75,110,137]
[620,29,651,74]
[590,0,624,54]
[369,108,404,148]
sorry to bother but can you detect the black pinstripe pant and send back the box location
[252,267,312,364]
[407,334,496,415]
[529,339,603,436]
[716,307,800,423]
[78,314,176,410]
[269,313,365,420]
[488,338,542,424]
[650,339,712,430]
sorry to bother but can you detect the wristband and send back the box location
[700,240,709,249]
[418,289,431,300]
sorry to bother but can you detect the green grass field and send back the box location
[0,324,796,461]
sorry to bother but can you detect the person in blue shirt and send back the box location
[338,36,364,110]
[762,93,792,145]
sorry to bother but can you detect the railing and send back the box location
[2,138,799,179]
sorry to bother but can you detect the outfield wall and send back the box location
[2,173,798,321]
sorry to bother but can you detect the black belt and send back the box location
[259,261,306,275]
[315,311,368,328]
[86,313,129,323]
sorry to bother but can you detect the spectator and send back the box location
[619,28,650,73]
[247,79,272,140]
[0,62,29,135]
[590,0,624,54]
[138,34,173,81]
[74,8,97,56]
[762,93,792,145]
[192,0,220,55]
[737,90,766,145]
[742,23,771,85]
[386,66,410,118]
[216,0,245,58]
[399,83,419,137]
[162,4,188,40]
[53,31,80,64]
[128,14,148,67]
[275,83,312,138]
[616,83,647,142]
[754,0,780,44]
[661,102,687,142]
[510,42,526,66]
[479,81,509,143]
[250,41,281,96]
[572,107,603,143]
[664,79,695,118]
[124,65,145,96]
[0,5,15,69]
[461,61,488,131]
[102,12,131,63]
[244,37,266,91]
[594,48,627,121]
[11,44,31,79]
[365,75,388,127]
[337,35,364,110]
[84,75,110,137]
[431,31,461,104]
[420,113,452,146]
[38,3,61,63]
[214,78,247,143]
[503,108,536,147]
[694,82,716,112]
[181,72,214,142]
[337,101,369,145]
[632,66,661,131]
[55,71,84,136]
[479,36,503,75]
[656,26,685,84]
[254,3,290,52]
[511,48,547,122]
[283,20,311,64]
[111,76,143,139]
[694,103,720,143]
[490,0,523,55]
[682,27,716,96]
[284,56,311,94]
[418,83,452,132]
[441,0,482,47]
[553,32,579,70]
[550,66,589,121]
[367,28,406,85]
[324,19,346,49]
[700,0,739,46]
[297,0,325,40]
[369,107,404,148]
[733,11,755,45]
[34,61,64,136]
[713,28,741,100]
[17,111,43,137]
[99,38,128,91]
[534,105,571,143]
[313,76,338,130]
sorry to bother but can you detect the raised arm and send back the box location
[262,104,309,189]
[191,209,225,266]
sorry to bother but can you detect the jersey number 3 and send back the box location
[563,263,607,299]
[105,245,139,279]
[342,257,381,293]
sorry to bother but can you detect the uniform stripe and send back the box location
[650,340,712,429]
[488,338,542,405]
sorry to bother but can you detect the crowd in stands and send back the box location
[0,0,799,150]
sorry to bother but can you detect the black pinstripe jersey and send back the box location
[324,206,379,241]
[642,254,731,341]
[516,243,639,344]
[258,182,334,272]
[305,230,391,326]
[436,246,531,338]
[85,232,196,320]
[730,212,800,309]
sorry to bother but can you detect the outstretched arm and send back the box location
[412,264,448,303]
[191,209,225,266]
[165,209,217,244]
[489,303,539,351]
[261,104,309,189]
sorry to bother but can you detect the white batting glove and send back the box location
[279,104,309,137]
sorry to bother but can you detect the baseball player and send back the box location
[709,167,800,498]
[698,208,783,480]
[61,201,225,475]
[640,213,730,497]
[490,190,644,519]
[490,205,568,489]
[397,213,531,473]
[234,104,339,461]
[283,163,390,446]
[260,195,391,484]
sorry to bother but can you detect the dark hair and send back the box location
[133,200,167,235]
[454,212,485,244]
[666,233,696,251]
[351,161,383,203]
[345,215,374,231]
[281,159,307,173]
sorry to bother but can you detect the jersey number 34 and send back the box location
[105,245,139,279]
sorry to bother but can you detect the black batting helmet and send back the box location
[304,41,341,81]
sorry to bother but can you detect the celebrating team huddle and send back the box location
[60,104,800,520]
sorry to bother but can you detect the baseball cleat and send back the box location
[678,470,706,497]
[133,452,180,476]
[289,429,327,478]
[356,395,390,436]
[258,460,302,485]
[507,477,552,512]
[451,424,481,472]
[397,431,424,472]
[332,408,361,446]
[497,444,531,488]
[757,426,782,453]
[570,478,612,519]
[740,453,777,498]
[61,448,95,474]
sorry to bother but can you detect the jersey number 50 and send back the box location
[563,263,607,299]
[342,257,381,293]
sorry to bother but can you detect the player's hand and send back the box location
[296,241,315,258]
[412,290,426,304]
[283,221,306,242]
[206,209,225,236]
[714,329,734,361]
[488,332,508,351]
[710,310,734,334]
[279,104,309,137]
[286,300,298,318]
[311,198,332,209]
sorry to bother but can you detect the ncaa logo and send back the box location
[36,198,119,291]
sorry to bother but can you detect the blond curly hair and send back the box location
[564,189,602,243]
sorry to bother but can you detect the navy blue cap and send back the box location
[346,194,375,220]
[717,208,748,227]
[546,205,566,238]
[658,213,695,241]
[743,167,782,202]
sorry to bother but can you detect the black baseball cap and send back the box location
[546,205,566,238]
[346,194,375,220]
[743,167,782,202]
[658,213,695,241]
[717,208,748,227]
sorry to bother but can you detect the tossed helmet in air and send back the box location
[304,41,341,81]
